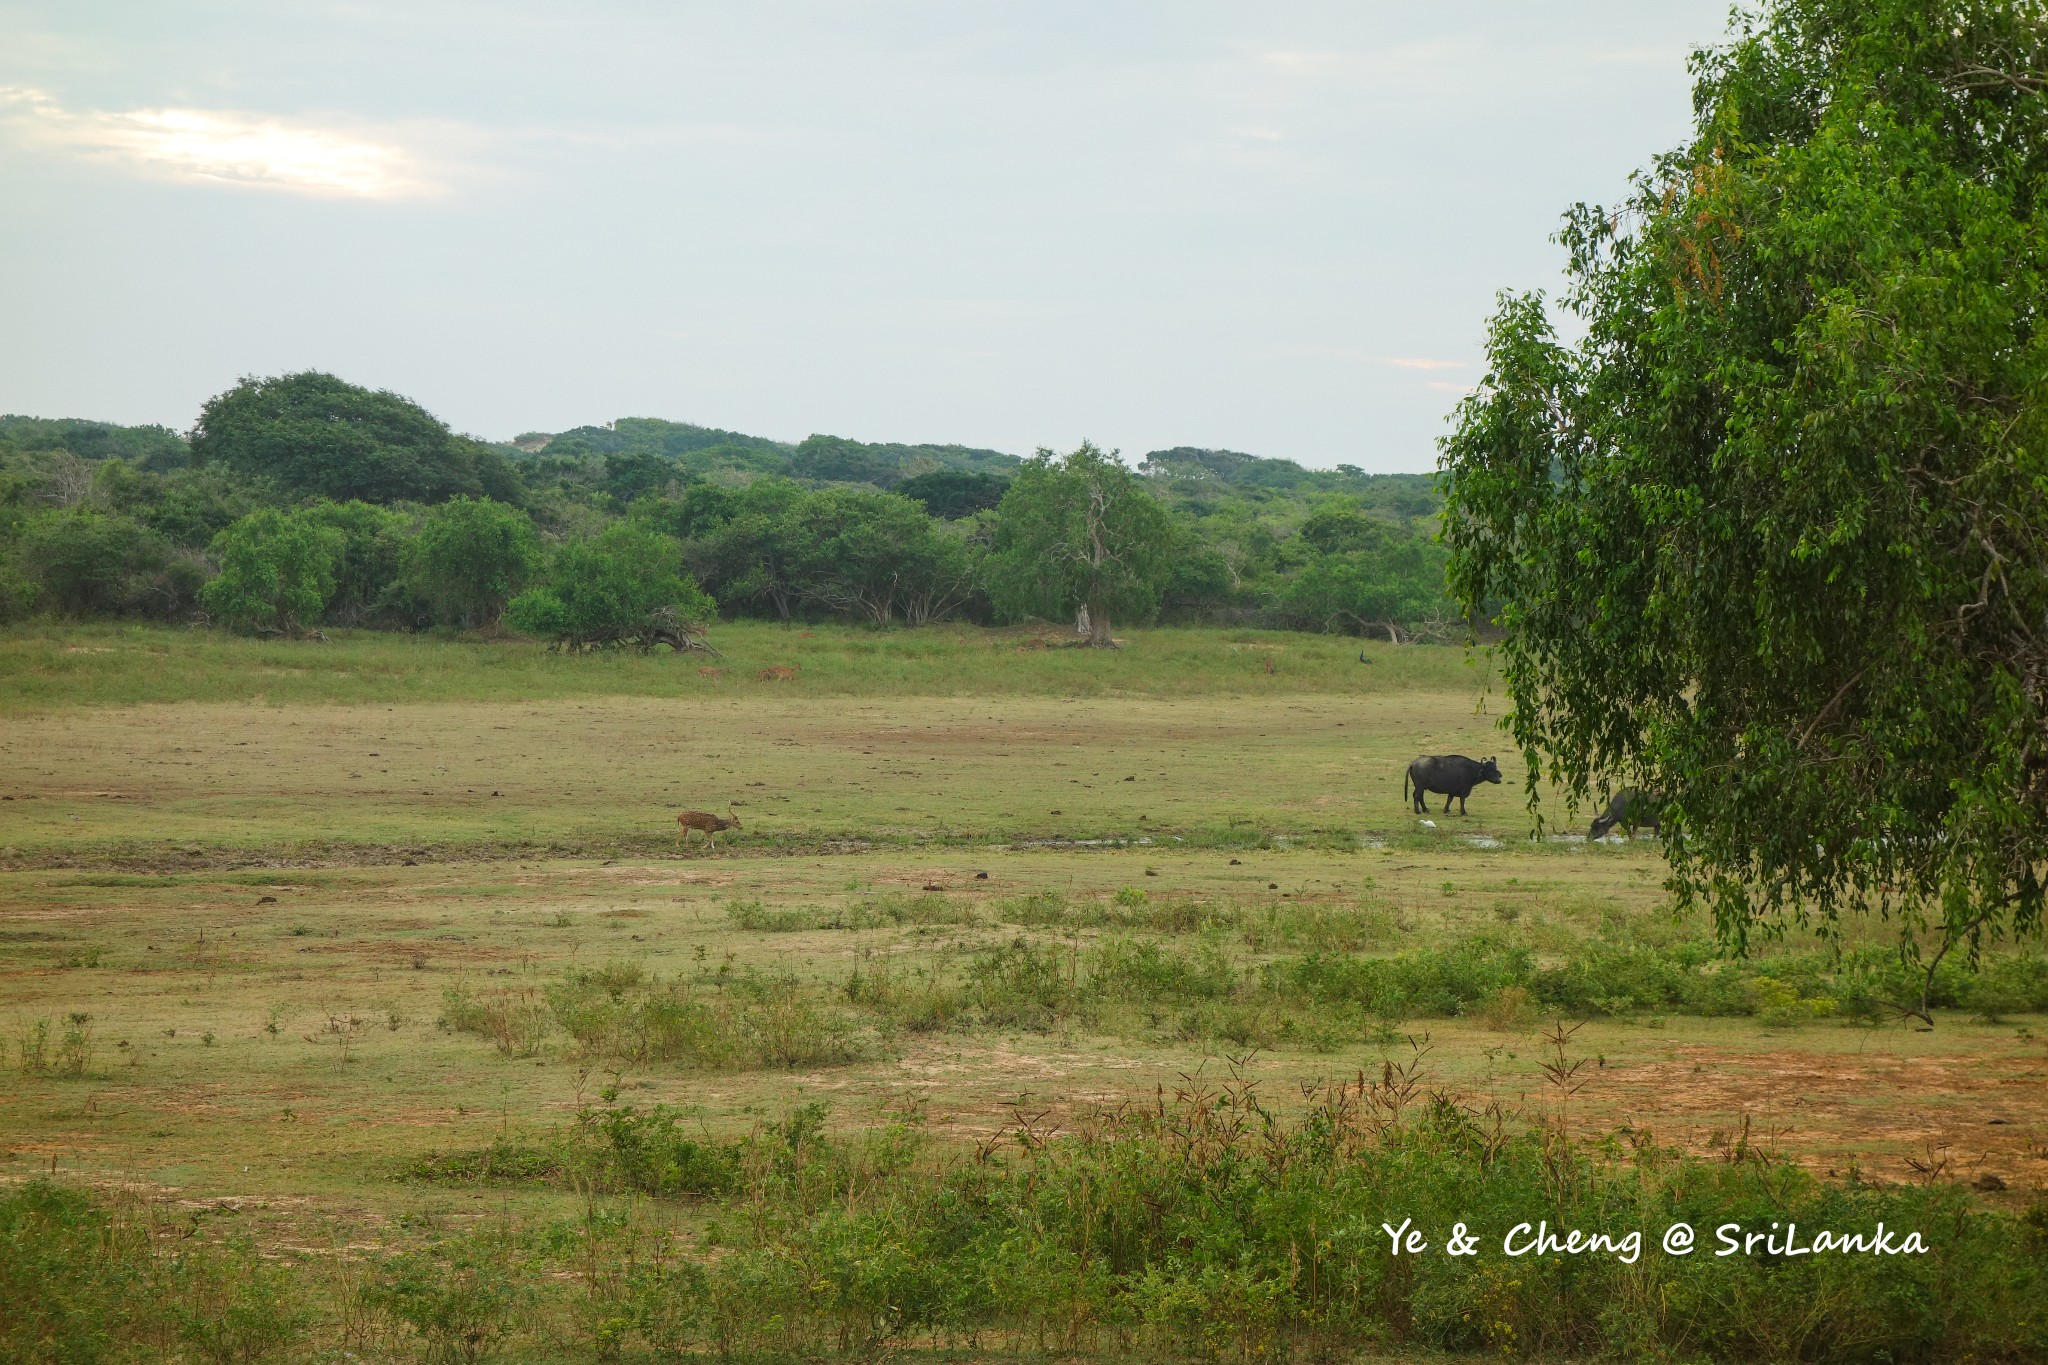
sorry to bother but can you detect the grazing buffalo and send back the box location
[1404,754,1503,815]
[1589,789,1662,840]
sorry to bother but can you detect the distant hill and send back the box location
[0,407,1433,513]
[0,415,188,470]
[1139,446,1438,518]
[517,418,789,460]
[508,419,1021,490]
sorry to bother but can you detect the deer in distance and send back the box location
[675,806,741,852]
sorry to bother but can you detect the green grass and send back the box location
[4,623,2043,1364]
[0,621,1489,712]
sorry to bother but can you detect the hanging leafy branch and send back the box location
[1438,0,2048,1009]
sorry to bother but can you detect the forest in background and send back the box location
[0,379,1450,643]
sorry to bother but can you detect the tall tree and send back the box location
[988,443,1173,646]
[1438,0,2048,1012]
[405,497,541,631]
[506,522,715,649]
[9,508,189,619]
[200,508,344,636]
[1283,520,1445,643]
[190,372,523,505]
[792,488,973,627]
[302,500,413,627]
[687,480,809,623]
[894,469,1011,520]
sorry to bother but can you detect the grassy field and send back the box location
[3,625,2045,1363]
[0,620,1492,711]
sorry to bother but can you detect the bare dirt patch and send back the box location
[1582,1043,2048,1189]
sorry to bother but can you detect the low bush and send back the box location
[0,1181,307,1365]
[844,954,966,1033]
[546,964,867,1071]
[407,1139,567,1186]
[1091,937,1237,1002]
[1259,936,1533,1018]
[363,1227,536,1365]
[994,889,1243,934]
[15,1061,2048,1365]
[441,980,550,1058]
[582,1103,746,1198]
[965,938,1078,1028]
[726,891,974,932]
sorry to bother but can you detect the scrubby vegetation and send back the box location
[419,889,2048,1074]
[14,1052,2048,1364]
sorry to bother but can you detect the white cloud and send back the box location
[1380,356,1468,371]
[0,86,429,198]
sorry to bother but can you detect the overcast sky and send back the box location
[0,1,1734,470]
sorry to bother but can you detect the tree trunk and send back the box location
[1085,602,1117,648]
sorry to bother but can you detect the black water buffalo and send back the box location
[1589,789,1662,840]
[1404,754,1503,815]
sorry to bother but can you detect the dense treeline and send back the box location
[0,375,1450,642]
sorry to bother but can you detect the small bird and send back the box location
[1358,651,1373,664]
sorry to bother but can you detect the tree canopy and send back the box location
[506,521,715,650]
[895,469,1011,520]
[989,442,1175,646]
[200,508,343,636]
[190,372,521,505]
[404,497,541,631]
[6,381,1456,640]
[1438,0,2048,1002]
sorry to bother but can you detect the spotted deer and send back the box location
[675,805,742,852]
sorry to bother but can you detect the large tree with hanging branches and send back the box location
[1438,0,2048,1019]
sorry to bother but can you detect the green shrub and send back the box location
[364,1229,534,1365]
[1260,936,1533,1018]
[167,1234,308,1365]
[965,938,1076,1028]
[1958,955,2048,1022]
[0,1182,306,1365]
[405,497,541,631]
[1091,938,1237,1002]
[844,956,965,1033]
[16,1018,51,1076]
[0,1182,139,1363]
[9,507,193,620]
[545,965,865,1071]
[505,520,716,650]
[407,1139,566,1186]
[200,507,343,635]
[726,892,973,932]
[441,981,550,1058]
[585,1104,743,1197]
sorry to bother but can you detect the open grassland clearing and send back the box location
[4,627,2046,1362]
[0,621,1484,712]
[7,848,2045,1206]
[0,659,1514,865]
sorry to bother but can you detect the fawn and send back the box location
[675,805,742,851]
